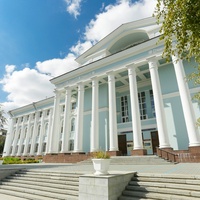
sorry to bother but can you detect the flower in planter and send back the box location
[92,151,110,159]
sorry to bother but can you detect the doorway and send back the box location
[151,131,159,154]
[118,134,127,156]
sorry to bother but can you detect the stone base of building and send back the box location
[43,153,90,163]
[131,149,147,156]
[107,151,122,156]
[157,146,200,163]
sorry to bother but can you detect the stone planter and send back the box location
[0,160,3,165]
[92,159,110,175]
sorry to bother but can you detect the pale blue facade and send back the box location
[3,17,200,158]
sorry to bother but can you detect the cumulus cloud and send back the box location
[71,0,157,55]
[36,53,79,77]
[1,66,54,112]
[64,0,82,19]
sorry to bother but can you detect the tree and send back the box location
[154,0,200,123]
[154,0,200,63]
[0,104,7,130]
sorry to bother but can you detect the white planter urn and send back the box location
[0,160,3,165]
[92,159,111,175]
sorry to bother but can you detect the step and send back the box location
[4,176,79,186]
[0,185,78,200]
[129,180,200,191]
[3,177,79,187]
[0,189,56,200]
[1,181,79,193]
[125,185,200,197]
[121,190,200,200]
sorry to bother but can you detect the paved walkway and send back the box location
[1,162,200,199]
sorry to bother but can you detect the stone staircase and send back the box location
[79,155,174,165]
[0,169,82,200]
[119,173,200,199]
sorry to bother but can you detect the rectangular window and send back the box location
[39,112,42,118]
[121,96,129,123]
[28,144,31,153]
[42,143,46,152]
[72,102,76,110]
[150,90,156,117]
[138,91,147,120]
[46,109,50,116]
[35,144,38,153]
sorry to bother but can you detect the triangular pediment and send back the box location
[76,17,161,65]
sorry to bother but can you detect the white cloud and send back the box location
[70,0,156,55]
[84,0,157,43]
[36,53,79,77]
[1,66,54,112]
[64,0,82,18]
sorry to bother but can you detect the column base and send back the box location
[189,146,200,153]
[107,151,122,156]
[131,149,147,156]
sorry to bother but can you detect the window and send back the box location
[33,113,35,120]
[18,129,21,140]
[24,128,28,140]
[150,90,156,117]
[21,145,25,154]
[69,140,74,151]
[28,144,31,153]
[46,109,50,116]
[138,91,147,120]
[10,146,13,154]
[15,118,18,123]
[71,102,76,110]
[30,126,34,139]
[71,118,75,132]
[35,144,38,153]
[39,111,42,118]
[15,146,18,154]
[21,117,23,122]
[60,121,64,134]
[44,123,48,137]
[59,141,62,152]
[42,143,46,152]
[37,125,41,137]
[27,115,29,121]
[121,96,129,123]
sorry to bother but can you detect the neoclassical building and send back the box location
[3,17,200,162]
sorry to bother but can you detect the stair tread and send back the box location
[0,185,78,199]
[122,190,200,199]
[1,181,78,192]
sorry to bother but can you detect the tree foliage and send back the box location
[0,104,7,130]
[154,0,200,63]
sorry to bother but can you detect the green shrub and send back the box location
[2,157,39,164]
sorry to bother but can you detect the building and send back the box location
[3,17,200,162]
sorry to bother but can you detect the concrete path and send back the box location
[1,162,200,199]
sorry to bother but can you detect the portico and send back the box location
[3,17,200,163]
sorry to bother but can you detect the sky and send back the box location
[0,0,157,114]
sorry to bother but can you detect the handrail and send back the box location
[156,147,178,163]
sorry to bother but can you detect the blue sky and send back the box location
[0,0,156,113]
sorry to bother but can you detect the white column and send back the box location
[17,118,26,156]
[127,65,144,149]
[37,112,45,155]
[3,118,14,157]
[74,83,84,152]
[11,118,20,156]
[23,116,32,156]
[48,90,61,153]
[46,109,53,154]
[107,72,119,151]
[61,87,72,153]
[148,58,171,148]
[90,77,99,152]
[172,55,200,146]
[30,112,39,155]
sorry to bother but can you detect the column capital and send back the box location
[106,71,115,76]
[77,82,84,91]
[147,57,158,70]
[64,86,71,91]
[126,63,136,70]
[91,76,99,81]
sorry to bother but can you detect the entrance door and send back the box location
[151,131,159,154]
[118,134,127,156]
